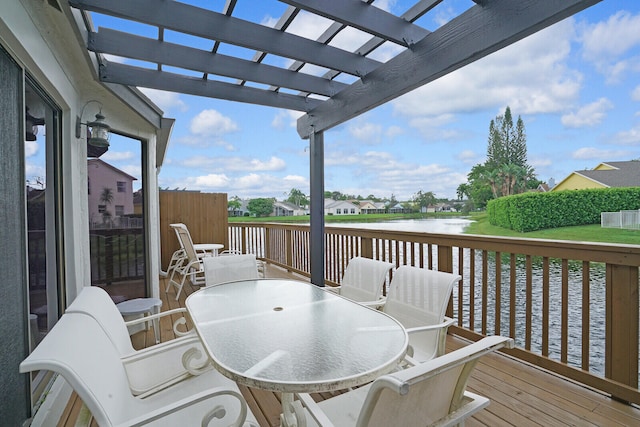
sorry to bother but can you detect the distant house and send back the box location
[228,199,249,217]
[359,200,386,214]
[552,161,640,191]
[87,159,136,227]
[324,199,360,215]
[273,201,307,216]
[388,203,409,214]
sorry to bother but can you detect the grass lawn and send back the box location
[464,213,640,245]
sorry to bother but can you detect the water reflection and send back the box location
[329,218,474,234]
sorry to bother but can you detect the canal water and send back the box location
[331,218,608,377]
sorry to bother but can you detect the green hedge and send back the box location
[487,187,640,232]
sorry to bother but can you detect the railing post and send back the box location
[285,229,293,271]
[605,263,639,392]
[264,226,270,260]
[361,236,373,259]
[437,244,453,273]
[105,233,114,285]
[438,245,454,318]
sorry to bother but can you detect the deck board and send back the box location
[58,263,640,426]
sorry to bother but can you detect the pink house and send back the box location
[87,159,137,227]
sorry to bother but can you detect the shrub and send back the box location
[487,187,640,232]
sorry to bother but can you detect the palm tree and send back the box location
[100,187,114,224]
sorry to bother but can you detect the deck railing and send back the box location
[228,222,640,404]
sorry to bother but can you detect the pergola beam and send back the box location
[100,61,322,112]
[90,29,346,97]
[280,0,429,47]
[297,0,602,138]
[69,0,382,77]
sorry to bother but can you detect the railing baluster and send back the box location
[495,251,502,336]
[582,261,590,371]
[562,258,569,364]
[542,257,550,357]
[482,250,488,335]
[526,255,532,350]
[510,254,516,339]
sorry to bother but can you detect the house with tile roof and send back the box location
[551,161,640,191]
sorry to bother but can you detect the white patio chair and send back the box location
[164,223,223,278]
[294,335,514,427]
[327,257,394,308]
[219,249,266,278]
[66,286,208,396]
[204,253,259,287]
[384,265,461,365]
[20,312,258,427]
[166,223,207,299]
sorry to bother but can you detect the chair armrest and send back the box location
[295,393,336,427]
[120,387,250,427]
[124,307,194,337]
[359,297,387,310]
[120,335,212,396]
[405,317,455,334]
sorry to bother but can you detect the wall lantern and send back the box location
[75,100,111,148]
[25,107,45,141]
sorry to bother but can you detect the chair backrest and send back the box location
[20,313,145,426]
[384,265,460,328]
[204,254,259,286]
[65,286,135,355]
[339,257,394,302]
[171,223,200,267]
[356,336,514,427]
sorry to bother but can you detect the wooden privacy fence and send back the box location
[228,221,640,404]
[159,191,228,270]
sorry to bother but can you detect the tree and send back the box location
[247,198,274,217]
[460,107,541,207]
[286,188,308,207]
[413,190,436,211]
[228,195,242,215]
[100,187,114,224]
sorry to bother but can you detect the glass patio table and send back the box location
[186,278,408,427]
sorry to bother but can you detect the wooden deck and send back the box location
[58,263,640,427]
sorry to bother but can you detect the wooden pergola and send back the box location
[69,0,601,286]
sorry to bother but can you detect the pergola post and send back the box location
[309,130,325,286]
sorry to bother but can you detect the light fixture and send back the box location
[76,100,111,148]
[25,107,45,141]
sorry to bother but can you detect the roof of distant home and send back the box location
[553,160,640,190]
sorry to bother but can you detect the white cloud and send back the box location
[188,174,230,189]
[101,151,136,162]
[385,126,404,138]
[25,140,38,157]
[349,122,383,143]
[580,11,640,83]
[393,19,580,120]
[181,155,286,172]
[190,109,239,137]
[572,147,632,160]
[139,88,188,112]
[272,110,303,130]
[561,98,613,128]
[614,126,640,146]
[632,85,640,101]
[456,150,481,165]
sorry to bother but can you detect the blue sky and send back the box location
[86,1,640,201]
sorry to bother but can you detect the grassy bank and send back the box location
[464,213,639,245]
